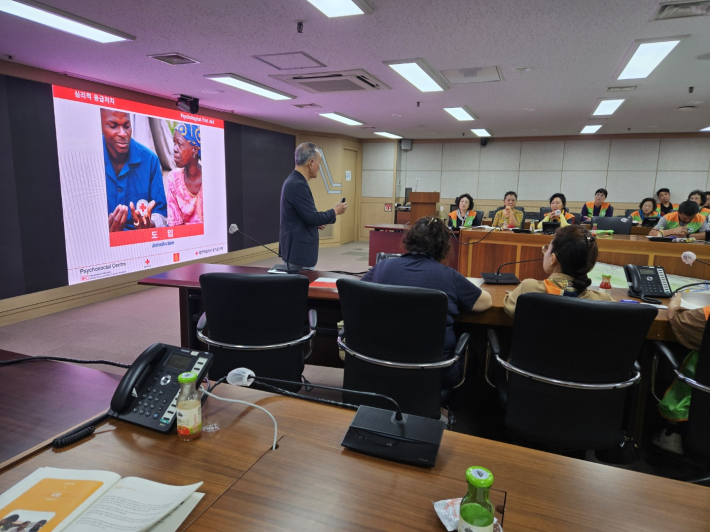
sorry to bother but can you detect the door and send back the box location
[341,148,357,244]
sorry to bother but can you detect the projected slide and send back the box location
[52,86,227,284]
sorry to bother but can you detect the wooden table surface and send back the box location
[1,349,122,470]
[1,384,708,531]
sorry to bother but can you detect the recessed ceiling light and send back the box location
[513,67,533,72]
[392,113,402,117]
[319,112,363,126]
[701,126,710,131]
[374,132,402,139]
[522,108,536,112]
[204,73,294,100]
[471,129,491,137]
[606,86,638,92]
[592,98,625,116]
[201,88,224,94]
[443,107,476,121]
[0,0,134,43]
[688,100,705,104]
[581,125,602,134]
[617,38,684,80]
[305,0,373,17]
[383,59,449,92]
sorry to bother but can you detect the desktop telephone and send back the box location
[624,264,672,300]
[108,343,213,433]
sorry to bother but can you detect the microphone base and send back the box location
[341,405,445,467]
[481,272,520,285]
[267,264,302,274]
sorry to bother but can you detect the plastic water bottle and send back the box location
[176,372,202,441]
[458,466,495,531]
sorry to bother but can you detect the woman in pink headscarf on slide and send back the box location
[167,122,203,226]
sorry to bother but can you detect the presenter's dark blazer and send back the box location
[279,170,336,268]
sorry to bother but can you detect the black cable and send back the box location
[326,270,369,276]
[671,282,710,296]
[253,381,358,411]
[51,412,114,448]
[0,356,131,369]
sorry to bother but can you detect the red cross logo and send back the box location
[195,251,198,256]
[81,276,88,281]
[138,203,147,214]
[145,259,150,265]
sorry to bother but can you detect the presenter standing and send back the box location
[279,143,348,270]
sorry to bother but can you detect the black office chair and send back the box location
[376,252,401,264]
[486,293,656,451]
[196,273,316,392]
[592,216,632,235]
[539,207,551,219]
[336,278,469,420]
[625,209,636,217]
[654,324,710,482]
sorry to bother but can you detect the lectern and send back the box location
[409,192,440,223]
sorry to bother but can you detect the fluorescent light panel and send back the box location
[319,112,363,126]
[444,107,476,121]
[471,129,491,137]
[374,132,402,139]
[618,40,680,80]
[701,126,710,132]
[581,125,602,134]
[305,0,373,17]
[204,74,294,100]
[385,59,447,92]
[593,99,625,116]
[0,0,134,42]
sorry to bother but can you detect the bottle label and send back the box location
[176,401,202,436]
[458,521,493,532]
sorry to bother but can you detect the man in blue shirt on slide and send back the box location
[101,108,168,231]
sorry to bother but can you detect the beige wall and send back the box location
[360,141,397,240]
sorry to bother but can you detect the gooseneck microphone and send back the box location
[674,251,710,295]
[227,367,447,466]
[228,223,299,274]
[481,257,543,285]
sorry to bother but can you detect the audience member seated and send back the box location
[704,191,710,211]
[656,188,678,215]
[503,225,614,318]
[447,193,480,230]
[687,189,710,216]
[492,190,524,228]
[362,216,492,386]
[630,197,659,223]
[537,193,575,229]
[650,200,708,239]
[581,188,613,223]
[653,293,709,454]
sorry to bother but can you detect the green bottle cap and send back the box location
[178,372,198,384]
[465,466,494,488]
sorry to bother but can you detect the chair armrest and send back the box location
[487,328,501,357]
[308,309,317,330]
[454,333,470,357]
[197,312,207,335]
[654,341,679,369]
[485,329,500,388]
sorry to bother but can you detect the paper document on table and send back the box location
[309,277,338,288]
[466,278,485,288]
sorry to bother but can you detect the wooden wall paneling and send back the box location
[597,251,651,269]
[359,199,396,240]
[466,241,518,277]
[654,255,710,278]
[518,244,547,280]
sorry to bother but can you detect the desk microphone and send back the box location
[228,223,300,274]
[481,257,543,285]
[226,367,446,466]
[681,251,710,267]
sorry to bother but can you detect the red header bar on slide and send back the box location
[52,85,224,128]
[109,223,205,247]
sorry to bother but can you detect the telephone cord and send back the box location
[0,356,131,369]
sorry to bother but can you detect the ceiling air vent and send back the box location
[271,69,391,94]
[653,1,710,20]
[148,53,200,66]
[607,86,638,92]
[293,103,322,109]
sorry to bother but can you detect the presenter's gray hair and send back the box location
[295,142,320,166]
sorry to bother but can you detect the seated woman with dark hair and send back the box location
[536,193,575,229]
[630,197,659,222]
[503,225,614,318]
[362,216,492,386]
[492,191,524,228]
[688,189,710,216]
[447,193,479,230]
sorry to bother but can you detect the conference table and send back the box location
[1,358,709,531]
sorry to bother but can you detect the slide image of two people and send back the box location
[101,108,203,233]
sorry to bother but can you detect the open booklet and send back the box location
[0,468,203,532]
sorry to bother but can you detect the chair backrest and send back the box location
[592,216,632,235]
[472,211,483,226]
[625,209,636,217]
[570,213,580,224]
[540,206,551,219]
[505,293,656,449]
[375,252,401,264]
[199,273,310,388]
[336,278,448,419]
[686,318,710,459]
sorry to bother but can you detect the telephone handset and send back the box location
[109,343,213,433]
[624,264,672,302]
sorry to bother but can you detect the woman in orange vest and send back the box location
[687,189,710,217]
[581,188,614,223]
[503,225,614,318]
[447,193,479,230]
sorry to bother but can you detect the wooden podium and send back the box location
[409,192,440,223]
